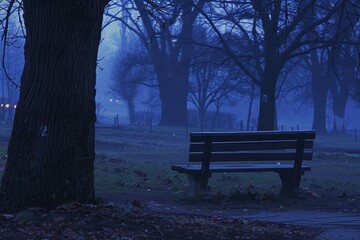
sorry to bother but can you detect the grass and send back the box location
[0,124,359,213]
[315,132,359,150]
[92,126,360,213]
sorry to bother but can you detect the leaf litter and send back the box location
[0,200,322,239]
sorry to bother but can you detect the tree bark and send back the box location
[257,66,279,131]
[311,51,328,134]
[158,67,188,126]
[0,0,107,213]
[330,74,349,133]
[312,82,328,134]
[255,7,281,131]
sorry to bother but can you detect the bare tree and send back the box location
[106,0,206,127]
[199,0,347,130]
[300,3,332,134]
[189,56,239,131]
[328,1,359,132]
[110,46,154,125]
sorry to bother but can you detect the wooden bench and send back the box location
[171,131,316,199]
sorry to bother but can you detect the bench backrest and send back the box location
[189,131,316,163]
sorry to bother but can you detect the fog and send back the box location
[93,23,360,132]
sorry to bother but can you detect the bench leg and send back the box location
[278,172,298,198]
[187,175,211,200]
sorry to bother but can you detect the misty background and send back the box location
[1,1,359,133]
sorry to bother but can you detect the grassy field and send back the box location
[93,126,360,212]
[0,124,359,213]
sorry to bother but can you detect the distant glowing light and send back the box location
[5,104,10,108]
[110,99,113,102]
[0,104,3,107]
[14,104,17,109]
[116,100,119,103]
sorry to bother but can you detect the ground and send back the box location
[0,201,321,239]
[0,123,359,239]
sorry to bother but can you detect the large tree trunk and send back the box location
[330,76,349,133]
[257,67,279,131]
[312,83,328,134]
[311,52,328,134]
[0,0,107,213]
[156,31,192,127]
[329,51,351,133]
[256,19,281,131]
[158,70,188,126]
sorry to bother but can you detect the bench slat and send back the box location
[189,140,314,152]
[172,164,311,174]
[189,152,313,162]
[190,131,315,142]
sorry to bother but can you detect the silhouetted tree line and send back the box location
[107,0,360,133]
